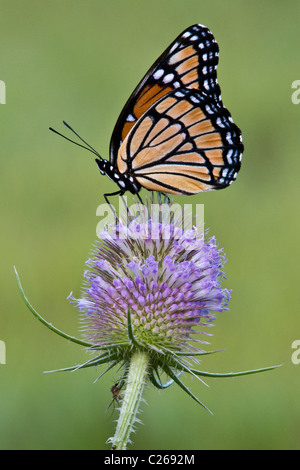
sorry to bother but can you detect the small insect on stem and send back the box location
[106,380,125,413]
[111,382,122,405]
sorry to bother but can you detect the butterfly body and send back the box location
[50,24,243,201]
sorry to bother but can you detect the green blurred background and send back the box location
[1,0,300,450]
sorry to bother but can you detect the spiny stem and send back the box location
[108,350,149,450]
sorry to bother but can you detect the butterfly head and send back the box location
[95,158,141,195]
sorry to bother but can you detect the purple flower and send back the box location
[72,199,230,359]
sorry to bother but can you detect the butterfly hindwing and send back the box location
[109,24,221,165]
[116,88,243,195]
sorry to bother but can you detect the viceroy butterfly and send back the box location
[50,24,243,204]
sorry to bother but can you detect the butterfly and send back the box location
[50,24,243,205]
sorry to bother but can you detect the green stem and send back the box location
[108,350,149,450]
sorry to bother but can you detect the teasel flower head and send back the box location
[77,206,229,357]
[68,198,230,402]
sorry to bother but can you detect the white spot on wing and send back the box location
[153,69,164,80]
[163,73,174,84]
[216,117,225,128]
[190,95,200,104]
[175,91,185,98]
[205,104,213,114]
[226,132,233,145]
[169,42,179,53]
[226,149,234,164]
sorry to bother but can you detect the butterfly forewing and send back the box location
[116,88,243,195]
[109,24,221,165]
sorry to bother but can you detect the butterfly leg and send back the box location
[120,194,131,219]
[161,192,170,204]
[156,192,170,205]
[120,192,144,219]
[119,193,143,220]
[104,190,124,217]
[137,192,143,205]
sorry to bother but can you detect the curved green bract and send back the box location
[15,266,92,347]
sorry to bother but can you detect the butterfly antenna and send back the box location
[49,121,103,159]
[62,121,102,156]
